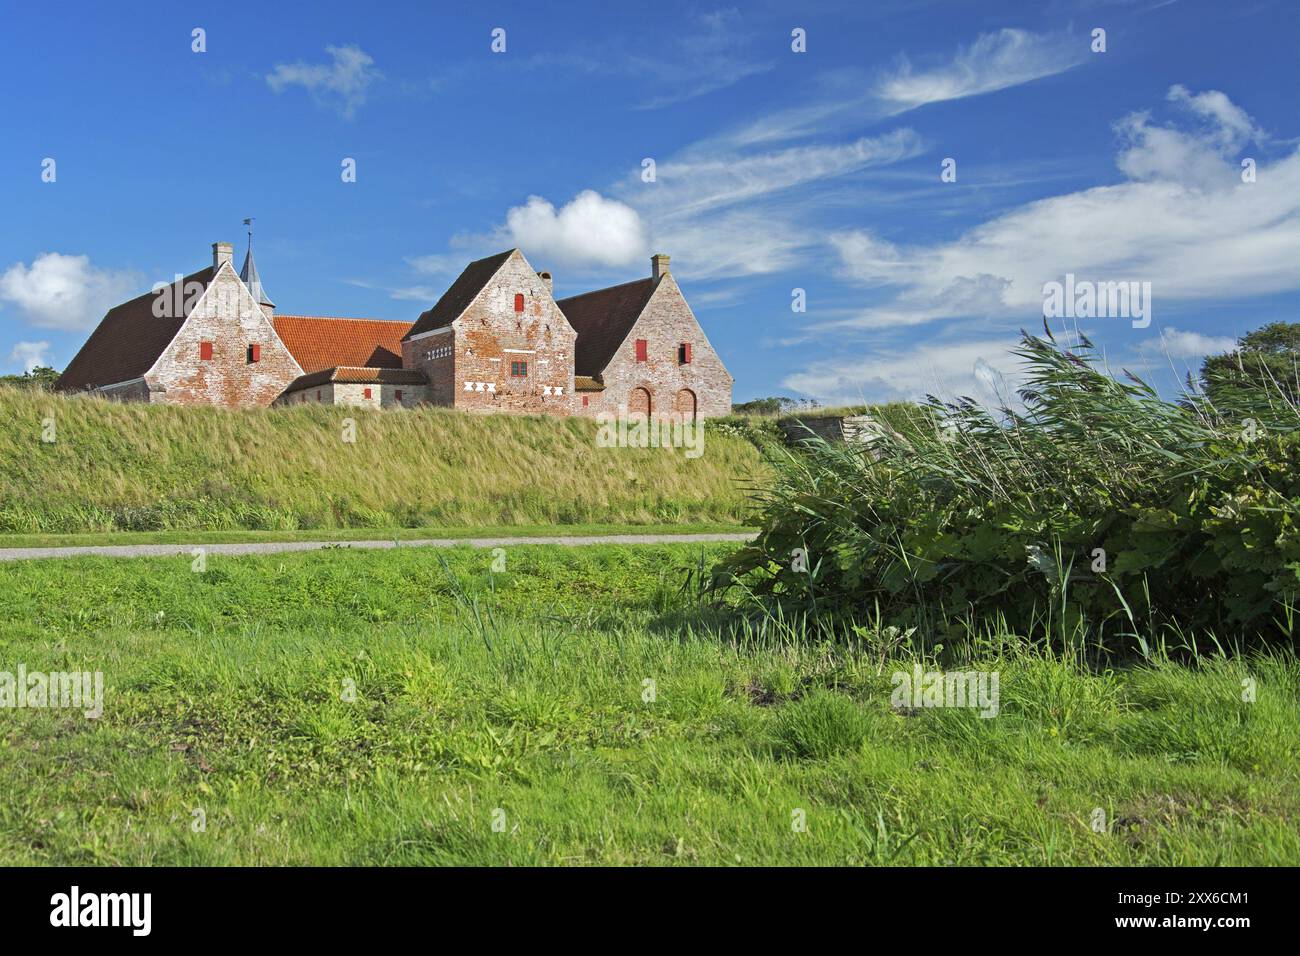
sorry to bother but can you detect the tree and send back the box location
[1201,322,1300,406]
[0,366,60,390]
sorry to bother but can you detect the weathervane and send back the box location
[243,217,254,249]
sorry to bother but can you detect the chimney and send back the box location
[651,253,670,280]
[537,271,553,294]
[212,241,233,270]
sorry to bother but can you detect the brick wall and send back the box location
[580,272,732,420]
[145,263,302,407]
[405,251,577,416]
[402,329,456,406]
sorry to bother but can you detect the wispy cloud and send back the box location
[266,45,381,119]
[783,336,1024,405]
[630,8,773,109]
[714,28,1089,150]
[873,28,1087,111]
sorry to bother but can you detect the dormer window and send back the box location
[514,293,525,312]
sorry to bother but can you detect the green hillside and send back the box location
[0,387,764,533]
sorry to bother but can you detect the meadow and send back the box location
[1,543,1295,865]
[0,386,764,534]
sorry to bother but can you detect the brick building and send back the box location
[57,240,732,419]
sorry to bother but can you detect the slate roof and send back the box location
[403,249,515,341]
[555,277,657,378]
[272,315,411,374]
[55,268,215,392]
[240,245,273,307]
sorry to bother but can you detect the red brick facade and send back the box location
[403,250,577,416]
[59,242,733,419]
[143,260,303,407]
[567,270,732,421]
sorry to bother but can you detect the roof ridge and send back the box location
[275,315,412,324]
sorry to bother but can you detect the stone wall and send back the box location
[406,251,576,416]
[145,262,302,408]
[581,271,732,421]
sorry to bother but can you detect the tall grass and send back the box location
[715,330,1300,655]
[0,387,764,532]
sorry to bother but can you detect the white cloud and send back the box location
[874,28,1087,111]
[829,87,1299,328]
[266,45,381,118]
[496,190,649,269]
[783,337,1024,405]
[7,340,51,372]
[0,253,138,331]
[1157,326,1237,359]
[1166,84,1262,149]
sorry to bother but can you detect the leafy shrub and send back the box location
[714,331,1300,654]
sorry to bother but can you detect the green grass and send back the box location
[1,543,1296,865]
[0,386,765,533]
[0,522,754,549]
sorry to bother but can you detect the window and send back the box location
[200,341,213,361]
[635,338,647,362]
[247,344,260,363]
[582,395,589,407]
[678,342,692,365]
[363,387,373,399]
[395,390,404,402]
[510,360,528,377]
[514,293,525,312]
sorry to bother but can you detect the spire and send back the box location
[239,217,274,307]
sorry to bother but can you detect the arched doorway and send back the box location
[628,386,652,418]
[674,388,697,422]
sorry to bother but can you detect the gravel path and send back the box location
[0,532,756,563]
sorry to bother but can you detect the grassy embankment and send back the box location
[1,543,1296,865]
[0,386,764,535]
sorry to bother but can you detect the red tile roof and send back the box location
[556,277,657,377]
[403,249,515,340]
[272,315,412,374]
[56,268,215,391]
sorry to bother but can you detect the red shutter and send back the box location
[200,341,213,361]
[248,344,260,363]
[514,293,525,312]
[364,387,373,399]
[395,390,403,402]
[635,339,647,362]
[680,342,692,364]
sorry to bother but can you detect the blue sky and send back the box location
[1,0,1297,403]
